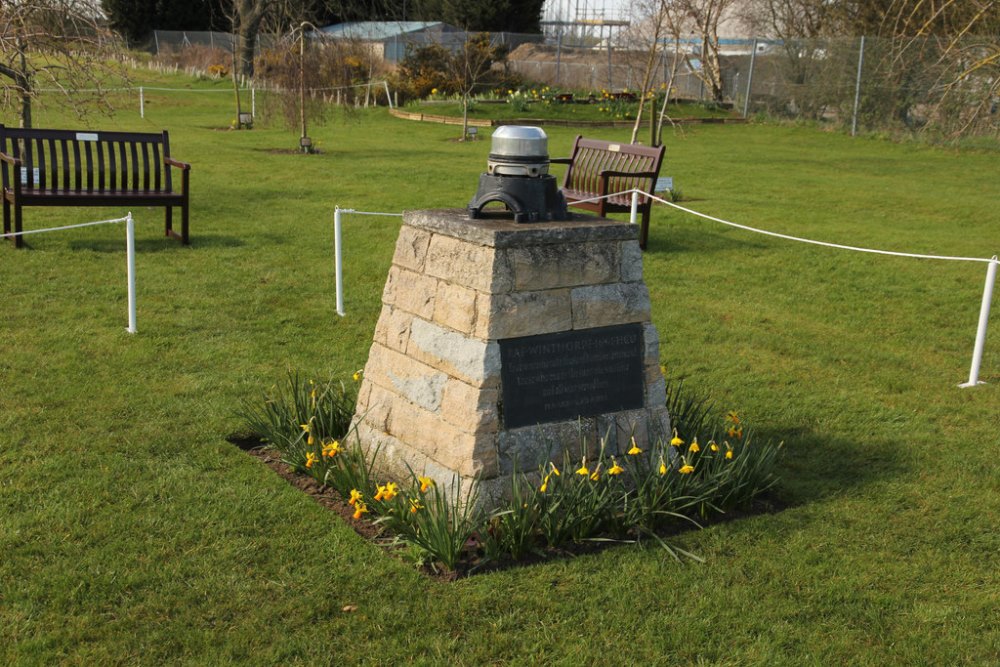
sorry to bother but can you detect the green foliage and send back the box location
[239,372,357,470]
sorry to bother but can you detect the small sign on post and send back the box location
[655,176,673,192]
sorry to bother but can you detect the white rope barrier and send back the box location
[621,187,997,387]
[3,213,139,334]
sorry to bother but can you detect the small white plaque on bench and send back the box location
[75,132,99,142]
[20,167,40,185]
[655,176,673,192]
[608,144,621,152]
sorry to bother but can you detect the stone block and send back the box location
[382,266,438,320]
[364,343,447,414]
[424,234,513,294]
[376,306,412,354]
[433,281,480,335]
[508,242,620,290]
[478,289,572,339]
[642,323,661,366]
[440,380,500,436]
[621,240,644,283]
[407,317,501,387]
[646,375,667,410]
[392,225,432,272]
[496,418,598,475]
[571,283,651,329]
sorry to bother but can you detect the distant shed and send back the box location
[319,21,461,62]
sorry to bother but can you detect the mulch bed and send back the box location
[229,435,786,580]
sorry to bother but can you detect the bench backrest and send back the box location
[0,126,173,194]
[561,135,665,204]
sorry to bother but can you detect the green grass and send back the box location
[2,68,1000,664]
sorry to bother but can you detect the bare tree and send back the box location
[0,1,125,128]
[673,0,739,103]
[449,33,505,141]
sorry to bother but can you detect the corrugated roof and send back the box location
[319,21,445,41]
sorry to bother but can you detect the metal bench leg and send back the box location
[181,204,189,245]
[2,198,9,241]
[13,201,23,249]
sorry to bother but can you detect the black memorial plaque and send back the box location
[499,323,645,429]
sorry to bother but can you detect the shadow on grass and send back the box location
[67,234,246,252]
[645,225,771,255]
[751,424,908,509]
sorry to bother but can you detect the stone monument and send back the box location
[351,128,670,503]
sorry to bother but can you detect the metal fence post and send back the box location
[743,38,758,118]
[851,36,866,137]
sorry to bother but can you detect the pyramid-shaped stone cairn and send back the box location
[352,209,670,503]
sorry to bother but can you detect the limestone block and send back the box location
[496,418,598,475]
[439,379,500,436]
[571,283,651,329]
[364,343,447,414]
[382,266,438,320]
[436,432,498,478]
[407,317,501,387]
[392,225,432,272]
[646,374,667,409]
[642,323,661,366]
[508,241,620,290]
[621,240,644,283]
[424,234,513,294]
[433,281,480,335]
[375,306,412,354]
[478,289,572,339]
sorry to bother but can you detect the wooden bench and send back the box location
[551,135,665,249]
[1,126,190,248]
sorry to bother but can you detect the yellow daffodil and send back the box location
[418,476,433,493]
[431,87,438,95]
[307,433,315,446]
[659,457,668,475]
[383,482,398,501]
[300,422,311,433]
[679,464,695,474]
[374,484,386,501]
[348,489,363,506]
[549,462,560,477]
[670,430,684,447]
[305,452,318,468]
[322,440,341,458]
[576,459,589,476]
[709,441,719,453]
[727,426,744,439]
[352,502,368,520]
[540,474,550,493]
[726,410,741,424]
[608,458,624,476]
[590,465,601,482]
[409,499,422,513]
[725,449,734,460]
[627,437,642,456]
[689,439,700,454]
[352,369,363,382]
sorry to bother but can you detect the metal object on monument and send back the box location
[468,126,569,223]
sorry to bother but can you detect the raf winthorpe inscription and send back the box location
[499,323,645,429]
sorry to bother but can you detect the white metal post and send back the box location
[743,39,757,118]
[126,213,137,333]
[139,87,144,118]
[383,81,393,109]
[251,87,256,118]
[960,257,998,387]
[334,207,345,316]
[630,190,639,226]
[851,36,866,137]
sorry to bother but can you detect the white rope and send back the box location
[593,188,995,265]
[1,215,130,239]
[335,209,403,217]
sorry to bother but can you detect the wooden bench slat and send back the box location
[553,135,665,250]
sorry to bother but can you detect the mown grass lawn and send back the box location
[2,72,999,665]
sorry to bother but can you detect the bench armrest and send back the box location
[0,151,22,168]
[598,169,658,180]
[164,157,191,170]
[549,157,572,165]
